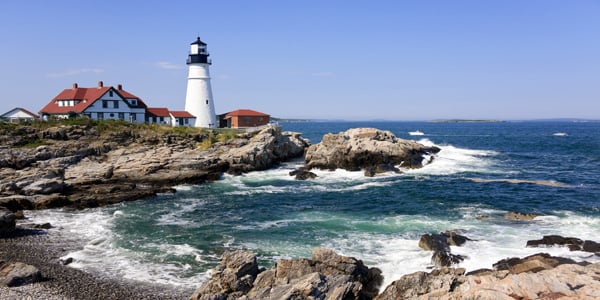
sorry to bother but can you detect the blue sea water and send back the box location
[29,121,600,287]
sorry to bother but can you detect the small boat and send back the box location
[408,130,425,136]
[552,132,568,137]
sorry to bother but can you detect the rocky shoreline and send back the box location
[2,123,600,299]
[0,122,309,211]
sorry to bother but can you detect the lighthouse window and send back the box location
[206,100,209,105]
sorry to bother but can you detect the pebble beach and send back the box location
[0,226,193,300]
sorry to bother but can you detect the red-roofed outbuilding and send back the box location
[219,109,270,128]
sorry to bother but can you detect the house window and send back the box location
[102,100,108,108]
[159,117,164,123]
[109,113,115,118]
[130,99,137,106]
[131,114,137,121]
[184,118,189,124]
[118,113,124,120]
[109,90,114,97]
[97,112,104,120]
[113,101,119,109]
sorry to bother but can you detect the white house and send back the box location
[39,81,147,122]
[1,107,38,123]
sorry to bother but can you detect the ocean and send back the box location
[28,121,600,288]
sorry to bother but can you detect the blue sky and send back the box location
[1,1,598,120]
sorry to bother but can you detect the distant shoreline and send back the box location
[430,119,506,123]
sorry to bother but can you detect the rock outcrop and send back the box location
[0,124,309,210]
[193,249,600,300]
[418,231,471,268]
[304,128,440,173]
[377,253,599,300]
[190,248,383,300]
[527,235,600,254]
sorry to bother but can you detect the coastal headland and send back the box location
[1,121,599,299]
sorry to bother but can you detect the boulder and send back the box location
[220,127,310,174]
[289,168,317,180]
[191,248,383,300]
[0,195,34,211]
[376,267,466,300]
[504,211,537,221]
[418,231,471,268]
[526,235,600,255]
[492,253,581,274]
[190,250,259,300]
[0,261,42,287]
[0,208,16,232]
[305,128,440,172]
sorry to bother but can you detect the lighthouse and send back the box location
[184,37,217,128]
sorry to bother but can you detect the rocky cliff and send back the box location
[0,122,309,211]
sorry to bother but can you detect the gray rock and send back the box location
[376,267,466,300]
[418,231,470,268]
[0,261,42,287]
[191,248,382,300]
[0,208,16,232]
[289,168,317,180]
[493,253,581,274]
[305,128,440,172]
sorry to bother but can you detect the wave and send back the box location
[26,208,210,287]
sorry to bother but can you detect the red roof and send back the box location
[170,111,195,118]
[146,107,170,117]
[225,109,269,117]
[39,84,146,115]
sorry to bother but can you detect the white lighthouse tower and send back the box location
[184,37,217,128]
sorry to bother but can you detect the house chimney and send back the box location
[117,84,122,90]
[98,81,103,88]
[72,83,78,89]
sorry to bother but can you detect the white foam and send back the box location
[26,208,211,287]
[405,139,503,175]
[156,199,204,226]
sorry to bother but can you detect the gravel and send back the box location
[0,227,194,300]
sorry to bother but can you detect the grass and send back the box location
[2,118,242,146]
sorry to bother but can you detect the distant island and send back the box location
[430,119,506,123]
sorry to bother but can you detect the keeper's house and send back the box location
[1,107,38,123]
[39,81,147,123]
